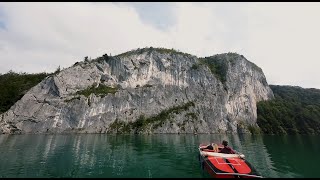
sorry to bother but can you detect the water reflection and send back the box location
[0,134,319,178]
[262,134,320,178]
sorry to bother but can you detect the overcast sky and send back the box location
[0,2,319,89]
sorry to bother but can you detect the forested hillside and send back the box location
[0,71,48,113]
[257,85,320,134]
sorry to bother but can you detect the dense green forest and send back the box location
[257,85,320,135]
[0,71,49,113]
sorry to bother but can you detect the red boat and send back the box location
[198,144,262,178]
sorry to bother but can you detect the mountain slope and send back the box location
[0,47,273,134]
[257,85,320,134]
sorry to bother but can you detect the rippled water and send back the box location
[0,134,319,178]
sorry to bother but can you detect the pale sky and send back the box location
[0,2,319,89]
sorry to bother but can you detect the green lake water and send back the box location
[0,134,319,178]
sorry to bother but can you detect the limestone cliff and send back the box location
[0,48,273,134]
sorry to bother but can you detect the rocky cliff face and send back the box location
[0,48,274,134]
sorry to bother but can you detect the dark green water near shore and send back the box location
[0,134,319,178]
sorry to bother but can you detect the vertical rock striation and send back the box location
[0,48,273,134]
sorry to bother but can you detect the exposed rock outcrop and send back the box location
[0,48,273,134]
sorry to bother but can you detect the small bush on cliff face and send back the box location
[237,121,261,134]
[198,56,228,84]
[131,115,148,132]
[191,64,199,70]
[132,101,195,133]
[108,101,196,134]
[53,66,61,74]
[143,84,153,88]
[247,124,261,134]
[185,112,197,119]
[76,83,118,98]
[108,119,131,134]
[73,62,80,66]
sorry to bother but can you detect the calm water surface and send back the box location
[0,134,319,178]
